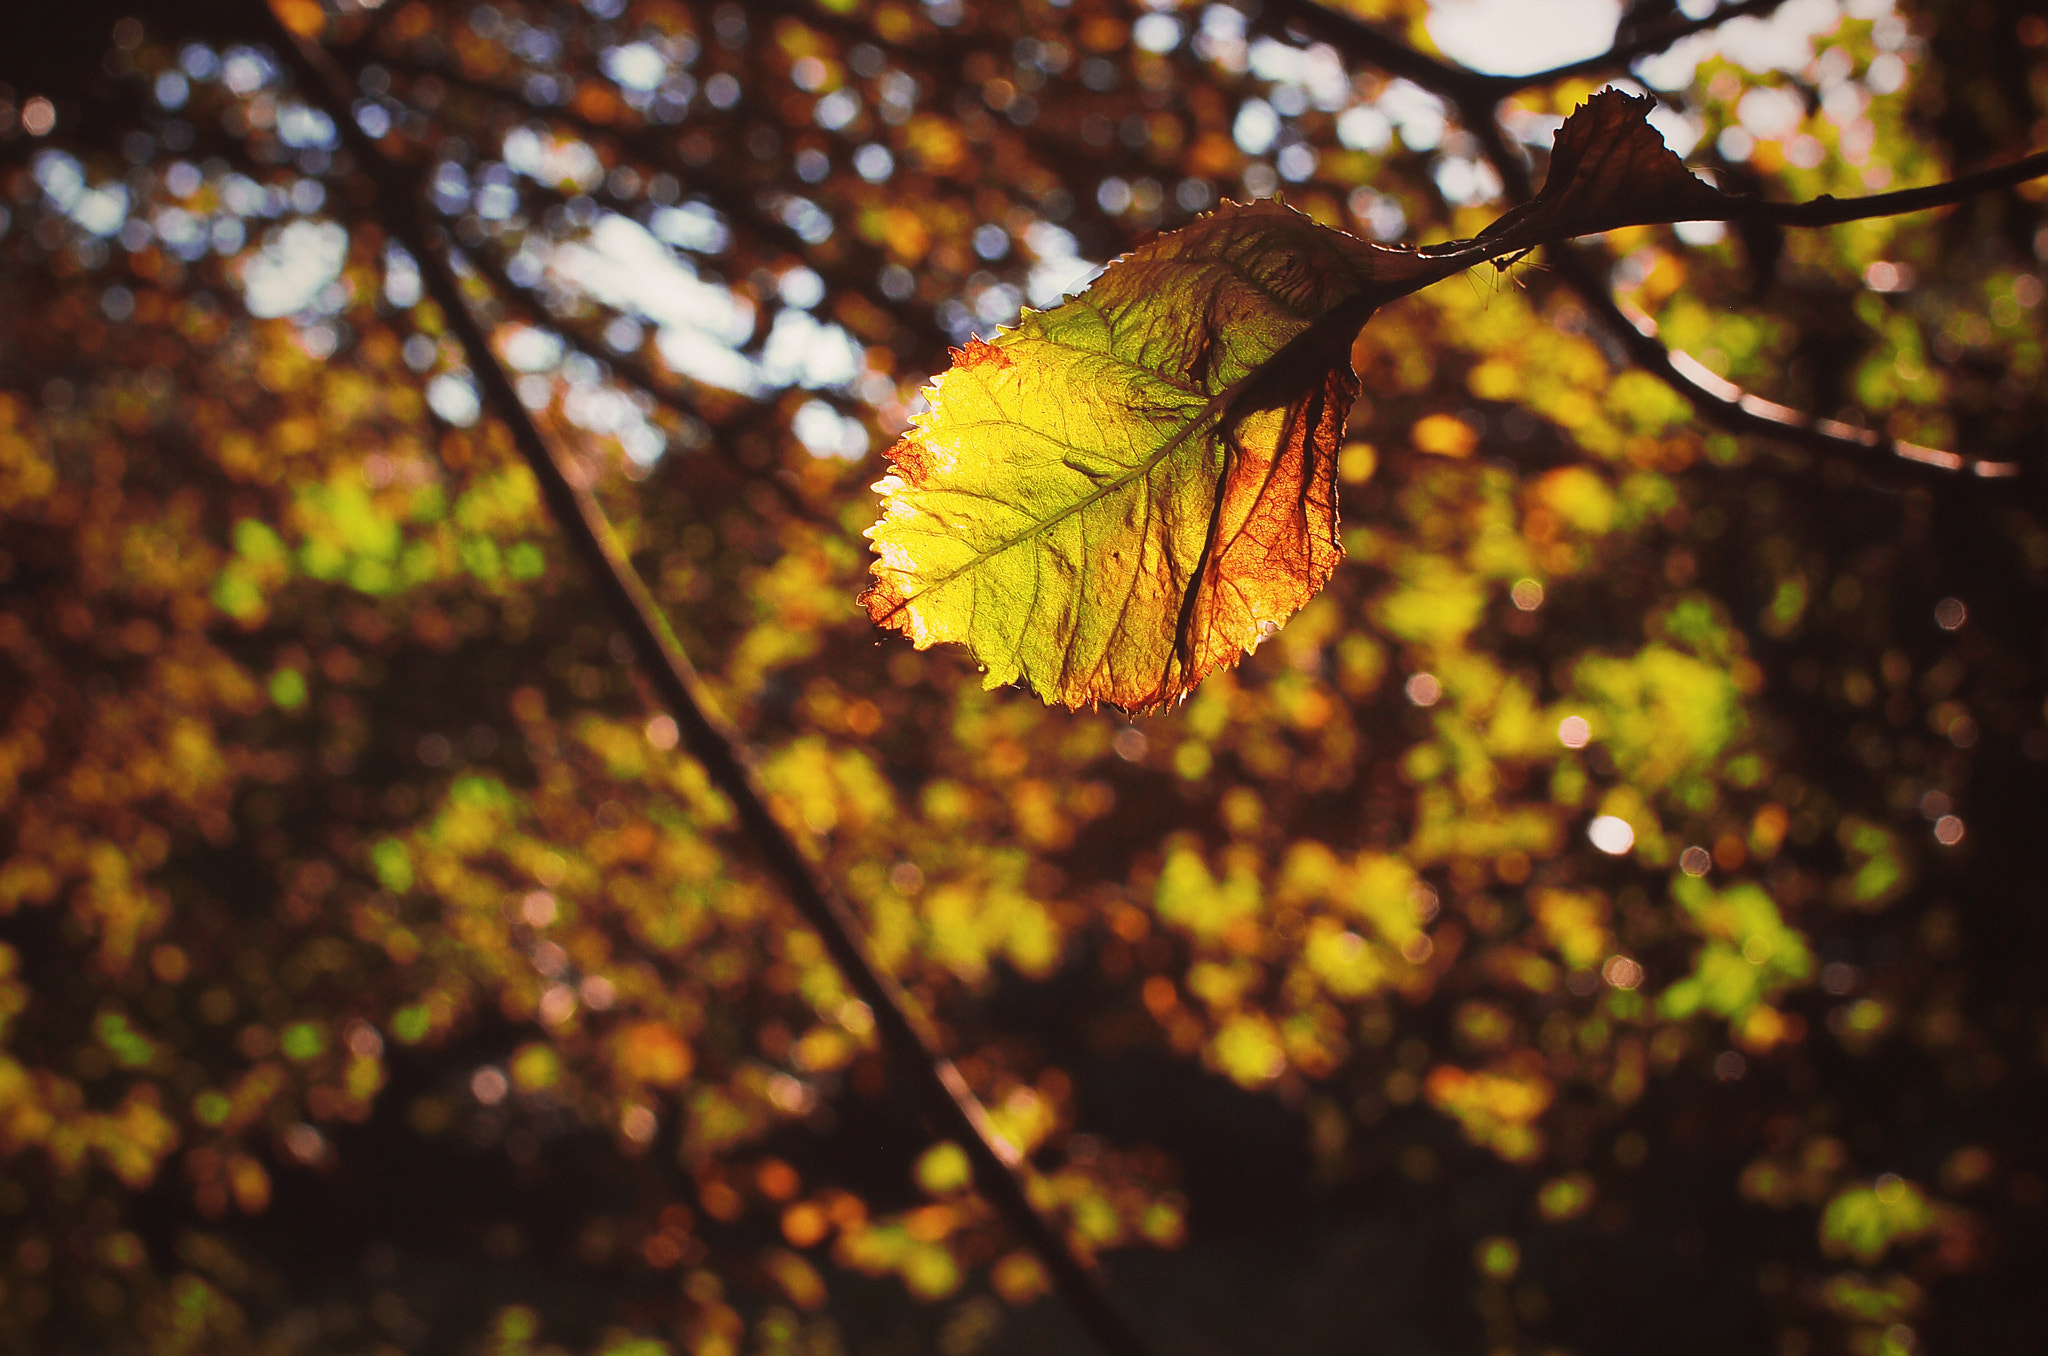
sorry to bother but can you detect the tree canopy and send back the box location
[2,1,2047,1354]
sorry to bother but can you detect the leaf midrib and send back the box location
[874,347,1265,621]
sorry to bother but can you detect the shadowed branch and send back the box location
[248,8,1158,1356]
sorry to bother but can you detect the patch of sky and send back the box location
[1646,103,1705,157]
[500,325,565,372]
[1234,98,1279,155]
[383,244,422,307]
[779,196,834,245]
[501,126,605,192]
[1433,156,1502,207]
[179,44,220,81]
[512,24,562,64]
[779,266,826,309]
[1736,84,1806,139]
[602,42,667,91]
[1635,31,1718,91]
[426,373,482,427]
[650,201,730,253]
[1378,80,1447,152]
[1424,0,1619,76]
[1501,107,1566,147]
[561,383,638,435]
[1717,0,1876,75]
[1021,221,1099,308]
[759,309,863,389]
[223,174,284,219]
[430,161,471,214]
[1133,13,1183,53]
[1245,38,1349,110]
[815,89,861,130]
[276,104,338,149]
[853,144,894,182]
[1336,104,1392,153]
[550,213,871,398]
[220,47,275,95]
[475,172,520,222]
[972,223,1010,260]
[152,207,206,260]
[793,398,870,460]
[35,152,131,237]
[241,219,349,318]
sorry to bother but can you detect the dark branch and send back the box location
[1259,0,1491,99]
[365,54,943,357]
[1445,43,2022,479]
[1263,0,1790,103]
[1720,150,2048,227]
[1546,245,2019,479]
[251,11,1157,1356]
[1503,0,1789,93]
[455,237,835,527]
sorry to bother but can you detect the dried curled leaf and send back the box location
[862,90,1726,713]
[1478,88,1727,249]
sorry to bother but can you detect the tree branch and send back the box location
[365,54,944,356]
[1449,49,2024,480]
[1264,0,1791,101]
[455,235,835,527]
[1259,0,1491,100]
[1502,0,1788,93]
[250,10,1156,1356]
[1546,244,2019,478]
[1718,150,2048,226]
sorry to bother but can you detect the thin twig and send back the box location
[1260,0,1489,99]
[1504,0,1787,93]
[1718,150,2048,226]
[1447,37,2024,479]
[1547,245,2020,478]
[250,10,1155,1356]
[366,54,943,355]
[455,237,834,526]
[1264,0,1790,100]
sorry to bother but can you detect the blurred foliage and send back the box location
[1,1,2046,1354]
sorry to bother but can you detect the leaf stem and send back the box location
[250,10,1156,1356]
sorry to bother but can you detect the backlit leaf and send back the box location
[861,200,1464,712]
[862,91,1729,712]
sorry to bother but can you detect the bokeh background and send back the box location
[2,0,2047,1352]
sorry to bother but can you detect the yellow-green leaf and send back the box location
[861,199,1460,712]
[860,91,1733,712]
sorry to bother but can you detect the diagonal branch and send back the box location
[1503,0,1788,93]
[1457,84,2023,479]
[1260,0,1490,100]
[454,237,834,526]
[364,54,945,355]
[1546,244,2020,478]
[1264,0,1791,101]
[250,9,1156,1356]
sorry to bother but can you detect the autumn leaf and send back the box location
[1475,88,1728,250]
[860,201,1466,712]
[859,92,1727,713]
